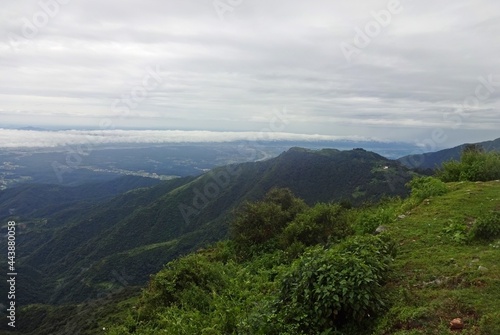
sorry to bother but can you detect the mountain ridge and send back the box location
[399,137,500,170]
[0,147,414,307]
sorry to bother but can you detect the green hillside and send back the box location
[399,137,500,170]
[103,180,499,335]
[0,149,499,334]
[0,175,162,220]
[0,147,412,309]
[4,179,498,335]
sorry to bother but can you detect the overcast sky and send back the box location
[1,0,499,147]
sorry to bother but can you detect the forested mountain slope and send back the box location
[399,137,500,170]
[0,147,412,309]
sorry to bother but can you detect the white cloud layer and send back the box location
[0,129,376,149]
[1,0,499,146]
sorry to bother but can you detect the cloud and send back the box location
[1,0,499,146]
[0,129,380,149]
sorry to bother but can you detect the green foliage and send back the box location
[230,188,307,257]
[436,159,462,182]
[106,251,281,335]
[353,204,397,235]
[374,302,431,335]
[9,146,500,335]
[281,203,353,248]
[354,211,383,235]
[2,147,412,310]
[138,253,228,318]
[276,235,394,334]
[479,312,500,335]
[262,187,308,213]
[471,211,500,241]
[438,146,500,182]
[54,180,500,335]
[407,176,448,202]
[442,221,469,244]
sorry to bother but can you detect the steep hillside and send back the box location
[1,147,413,308]
[0,175,162,220]
[399,137,500,170]
[9,179,498,335]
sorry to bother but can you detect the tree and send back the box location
[230,188,306,257]
[281,203,352,248]
[437,147,500,182]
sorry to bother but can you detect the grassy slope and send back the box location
[377,180,500,334]
[2,180,498,335]
[99,180,500,335]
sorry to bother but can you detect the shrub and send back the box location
[471,212,500,241]
[262,187,307,214]
[138,254,227,318]
[276,235,395,334]
[442,222,469,244]
[230,188,306,257]
[437,146,500,182]
[436,160,462,182]
[407,176,448,202]
[354,205,396,235]
[281,203,352,248]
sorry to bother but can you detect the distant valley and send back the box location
[0,139,421,190]
[0,138,498,334]
[0,146,412,310]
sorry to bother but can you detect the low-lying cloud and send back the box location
[0,129,378,149]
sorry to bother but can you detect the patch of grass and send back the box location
[376,181,500,334]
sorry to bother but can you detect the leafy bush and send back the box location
[442,222,469,244]
[230,188,306,257]
[436,160,462,182]
[262,187,307,214]
[281,203,353,248]
[276,235,395,334]
[354,205,396,235]
[407,176,448,202]
[138,253,228,318]
[438,146,500,182]
[354,211,383,235]
[113,248,282,335]
[471,212,500,241]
